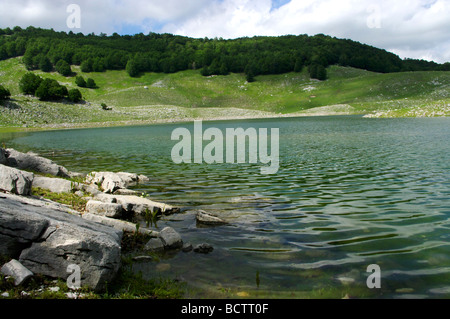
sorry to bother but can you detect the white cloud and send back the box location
[0,0,449,63]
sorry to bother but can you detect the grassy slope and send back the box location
[0,57,449,130]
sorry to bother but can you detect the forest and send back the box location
[1,26,449,83]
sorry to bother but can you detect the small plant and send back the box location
[134,223,140,239]
[256,270,260,289]
[86,78,97,89]
[144,207,160,228]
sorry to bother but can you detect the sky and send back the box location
[0,0,449,63]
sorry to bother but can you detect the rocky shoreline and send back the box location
[0,147,227,297]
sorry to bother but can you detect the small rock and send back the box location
[193,243,214,254]
[0,259,34,286]
[113,188,142,196]
[1,292,9,298]
[196,210,228,226]
[74,190,84,197]
[132,256,153,262]
[156,263,171,272]
[144,238,165,252]
[159,227,183,249]
[336,277,355,285]
[182,243,193,252]
[396,288,414,294]
[65,292,85,299]
[138,175,150,183]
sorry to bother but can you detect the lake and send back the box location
[2,115,449,298]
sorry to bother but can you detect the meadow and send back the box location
[0,56,449,130]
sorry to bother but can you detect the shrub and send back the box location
[0,84,11,100]
[19,72,43,95]
[68,88,82,103]
[38,56,53,72]
[35,78,68,101]
[86,78,97,89]
[75,75,86,87]
[55,60,72,76]
[80,59,92,73]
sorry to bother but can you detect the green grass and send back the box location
[0,259,185,299]
[1,57,449,130]
[31,187,87,212]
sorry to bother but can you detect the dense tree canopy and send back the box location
[1,26,448,82]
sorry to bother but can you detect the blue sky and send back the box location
[0,0,449,63]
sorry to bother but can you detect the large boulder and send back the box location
[94,193,180,216]
[0,199,49,257]
[0,164,34,195]
[86,172,149,194]
[0,193,122,291]
[82,213,159,237]
[5,149,70,178]
[0,148,6,165]
[85,200,123,219]
[33,176,74,194]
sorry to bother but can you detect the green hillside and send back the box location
[0,56,449,130]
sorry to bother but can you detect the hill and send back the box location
[0,55,449,130]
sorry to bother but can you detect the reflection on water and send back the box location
[2,116,450,298]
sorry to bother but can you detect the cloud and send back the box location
[0,0,449,63]
[164,0,450,63]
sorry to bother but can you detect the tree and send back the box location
[246,70,255,83]
[308,64,327,81]
[92,57,105,72]
[75,75,87,88]
[35,79,68,101]
[39,55,53,72]
[126,59,140,77]
[316,65,327,81]
[0,47,8,61]
[86,78,97,89]
[68,88,82,103]
[80,59,93,73]
[201,66,211,77]
[294,59,303,73]
[245,64,256,82]
[19,73,43,95]
[0,85,11,101]
[55,59,72,76]
[22,52,35,70]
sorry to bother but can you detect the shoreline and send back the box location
[2,103,448,135]
[0,110,362,133]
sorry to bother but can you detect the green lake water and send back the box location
[2,116,449,299]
